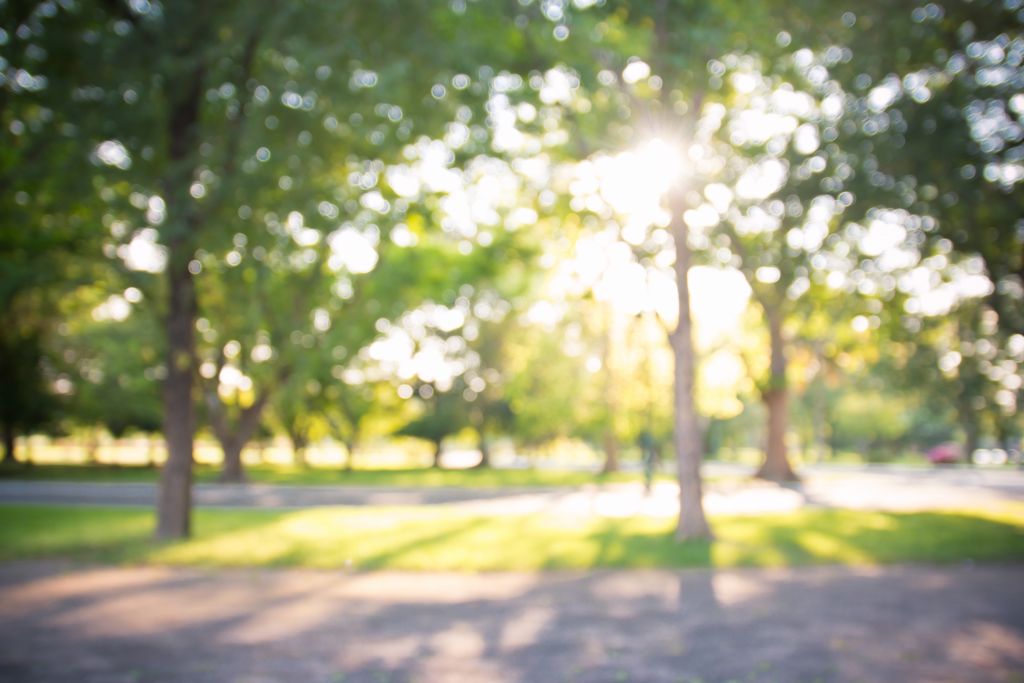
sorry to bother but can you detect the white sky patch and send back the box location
[386,166,421,198]
[92,294,131,322]
[793,123,820,155]
[736,159,787,200]
[901,256,995,316]
[622,60,651,85]
[860,219,907,257]
[120,228,167,273]
[539,67,576,106]
[868,78,901,112]
[364,316,473,392]
[524,299,563,328]
[95,140,131,169]
[730,110,798,145]
[328,227,378,274]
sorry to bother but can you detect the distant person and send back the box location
[639,430,658,494]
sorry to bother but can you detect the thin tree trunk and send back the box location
[1,423,15,464]
[812,383,829,463]
[290,432,309,469]
[86,428,101,465]
[474,430,491,469]
[756,311,798,482]
[669,196,712,541]
[432,441,443,469]
[344,440,356,472]
[963,421,979,466]
[600,430,619,474]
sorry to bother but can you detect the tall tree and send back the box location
[77,1,530,535]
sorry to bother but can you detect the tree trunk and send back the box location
[1,423,15,464]
[601,304,619,474]
[473,431,491,469]
[431,441,443,469]
[212,396,269,484]
[344,440,356,472]
[812,383,829,462]
[669,197,712,541]
[219,439,246,483]
[290,432,309,469]
[963,421,979,466]
[155,63,205,540]
[156,249,197,538]
[756,311,798,482]
[86,428,101,465]
[600,430,619,474]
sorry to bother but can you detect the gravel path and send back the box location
[1,466,1021,516]
[0,561,1021,683]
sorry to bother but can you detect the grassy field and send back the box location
[1,503,1021,571]
[0,462,687,488]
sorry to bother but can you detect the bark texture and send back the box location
[155,65,204,539]
[670,201,712,540]
[756,311,798,482]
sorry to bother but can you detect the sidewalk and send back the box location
[1,465,1021,516]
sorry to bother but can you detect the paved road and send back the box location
[1,465,1021,516]
[0,561,1021,683]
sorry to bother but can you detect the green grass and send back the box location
[0,463,671,488]
[1,503,1021,571]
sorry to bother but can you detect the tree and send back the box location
[1,1,114,463]
[73,0,531,535]
[825,1,1023,334]
[396,382,469,469]
[540,0,826,537]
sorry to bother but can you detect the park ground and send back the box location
[1,464,1022,682]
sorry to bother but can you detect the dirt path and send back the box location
[1,561,1021,683]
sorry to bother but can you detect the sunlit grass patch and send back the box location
[0,503,1022,571]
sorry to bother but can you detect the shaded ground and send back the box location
[1,465,1021,516]
[0,561,1022,683]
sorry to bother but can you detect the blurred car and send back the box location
[926,442,962,465]
[972,448,1009,466]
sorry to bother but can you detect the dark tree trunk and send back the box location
[2,423,15,464]
[431,441,443,469]
[344,440,356,472]
[212,395,268,484]
[155,63,205,540]
[963,422,980,466]
[156,249,197,537]
[756,311,798,482]
[669,194,712,541]
[219,439,246,483]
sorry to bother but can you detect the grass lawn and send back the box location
[0,463,672,488]
[1,503,1022,571]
